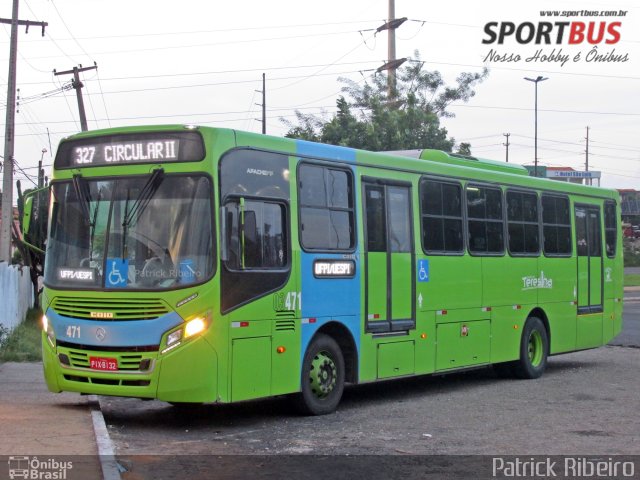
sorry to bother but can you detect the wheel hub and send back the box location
[528,330,543,366]
[309,351,337,399]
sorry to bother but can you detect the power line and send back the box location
[50,0,94,61]
[3,28,368,61]
[1,60,381,87]
[450,103,640,117]
[1,19,382,43]
[10,104,339,127]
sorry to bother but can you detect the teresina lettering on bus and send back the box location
[522,271,553,290]
[103,140,177,162]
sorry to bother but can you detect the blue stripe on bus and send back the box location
[46,308,183,347]
[295,139,356,164]
[296,140,360,359]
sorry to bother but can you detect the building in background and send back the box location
[523,165,601,186]
[619,189,640,227]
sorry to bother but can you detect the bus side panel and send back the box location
[420,256,482,312]
[295,140,361,379]
[415,310,436,375]
[538,256,577,354]
[602,240,618,344]
[481,256,538,309]
[490,308,524,364]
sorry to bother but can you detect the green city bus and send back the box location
[23,125,624,415]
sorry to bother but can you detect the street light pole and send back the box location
[524,76,548,178]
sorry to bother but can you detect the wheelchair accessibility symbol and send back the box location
[106,258,128,288]
[417,259,429,283]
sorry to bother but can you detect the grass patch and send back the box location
[0,308,42,362]
[625,274,640,287]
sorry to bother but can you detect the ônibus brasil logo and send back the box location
[482,10,629,68]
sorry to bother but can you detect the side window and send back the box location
[541,195,572,256]
[467,185,504,254]
[506,190,539,255]
[604,201,617,258]
[420,179,463,253]
[388,186,412,253]
[224,198,287,270]
[298,164,355,251]
[365,186,387,252]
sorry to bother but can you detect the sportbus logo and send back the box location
[482,8,629,68]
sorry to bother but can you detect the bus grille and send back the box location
[51,297,170,320]
[275,319,296,332]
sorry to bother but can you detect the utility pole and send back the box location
[376,0,407,98]
[503,133,510,163]
[585,126,590,186]
[54,63,97,132]
[34,148,46,214]
[0,0,48,263]
[524,76,548,177]
[255,73,266,134]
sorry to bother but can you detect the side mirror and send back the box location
[22,195,33,238]
[220,206,228,262]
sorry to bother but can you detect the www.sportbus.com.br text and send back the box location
[540,10,627,18]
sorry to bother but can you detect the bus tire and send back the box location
[513,316,549,379]
[295,333,345,416]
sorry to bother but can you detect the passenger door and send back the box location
[575,204,603,348]
[363,180,415,333]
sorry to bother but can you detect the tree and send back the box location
[283,51,488,153]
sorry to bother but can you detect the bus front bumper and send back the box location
[42,332,218,403]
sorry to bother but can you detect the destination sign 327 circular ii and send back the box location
[54,130,205,168]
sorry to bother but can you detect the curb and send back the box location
[87,395,121,480]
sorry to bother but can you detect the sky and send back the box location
[1,0,639,199]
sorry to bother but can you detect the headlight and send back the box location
[162,315,209,354]
[42,314,55,347]
[167,329,182,347]
[185,317,206,338]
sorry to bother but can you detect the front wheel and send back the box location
[512,316,549,379]
[295,333,345,415]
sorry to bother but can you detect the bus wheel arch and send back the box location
[527,307,551,350]
[316,321,358,384]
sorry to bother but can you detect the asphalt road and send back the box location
[611,289,639,347]
[100,302,640,479]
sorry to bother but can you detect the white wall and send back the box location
[0,262,34,330]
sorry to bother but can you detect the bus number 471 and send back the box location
[273,292,302,312]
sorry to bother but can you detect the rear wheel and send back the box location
[512,316,549,379]
[295,333,345,415]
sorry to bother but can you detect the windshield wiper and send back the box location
[121,168,165,259]
[89,188,103,262]
[72,174,92,225]
[73,175,104,263]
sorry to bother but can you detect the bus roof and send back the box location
[56,125,619,201]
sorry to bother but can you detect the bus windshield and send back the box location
[44,174,214,290]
